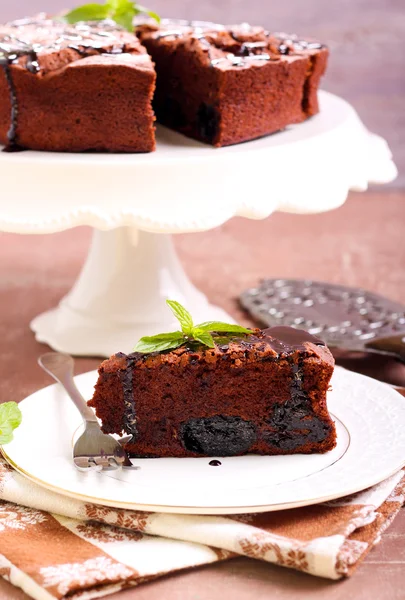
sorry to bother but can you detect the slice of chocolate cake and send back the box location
[89,326,336,457]
[136,19,328,147]
[0,15,156,152]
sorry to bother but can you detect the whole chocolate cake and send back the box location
[89,326,336,458]
[0,15,156,152]
[137,19,328,147]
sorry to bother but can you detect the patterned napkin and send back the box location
[0,457,404,600]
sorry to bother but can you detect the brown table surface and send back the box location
[1,190,405,599]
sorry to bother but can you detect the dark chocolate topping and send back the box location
[235,325,326,356]
[262,325,326,352]
[0,16,132,151]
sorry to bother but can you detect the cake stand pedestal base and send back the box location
[30,227,233,357]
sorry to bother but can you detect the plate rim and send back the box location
[2,446,404,514]
[2,366,405,514]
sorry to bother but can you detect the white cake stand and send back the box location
[0,91,397,357]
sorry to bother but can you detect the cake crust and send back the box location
[89,326,336,458]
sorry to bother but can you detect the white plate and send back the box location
[3,367,405,514]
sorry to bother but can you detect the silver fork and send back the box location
[38,352,131,472]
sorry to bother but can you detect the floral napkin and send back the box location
[0,456,404,600]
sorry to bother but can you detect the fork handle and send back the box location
[38,352,98,423]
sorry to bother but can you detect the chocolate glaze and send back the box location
[235,325,325,357]
[209,459,222,466]
[262,325,325,353]
[0,16,129,151]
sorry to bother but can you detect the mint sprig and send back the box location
[134,300,251,353]
[64,0,160,32]
[0,402,22,445]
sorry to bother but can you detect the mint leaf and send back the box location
[133,300,252,353]
[0,402,22,429]
[134,331,185,353]
[64,1,160,30]
[111,0,135,11]
[114,8,135,30]
[196,322,251,335]
[105,0,121,9]
[0,402,22,445]
[112,0,136,29]
[0,423,13,445]
[166,300,194,335]
[64,3,109,23]
[192,331,215,348]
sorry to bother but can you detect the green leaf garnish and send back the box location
[134,331,184,353]
[64,0,160,31]
[192,331,215,348]
[64,3,109,23]
[0,402,22,445]
[197,321,252,334]
[166,300,194,335]
[133,300,252,353]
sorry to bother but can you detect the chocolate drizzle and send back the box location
[1,63,20,152]
[118,353,139,437]
[0,16,129,151]
[0,35,41,150]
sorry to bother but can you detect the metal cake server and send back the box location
[240,279,405,363]
[38,352,132,472]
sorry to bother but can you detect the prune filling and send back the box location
[181,415,257,456]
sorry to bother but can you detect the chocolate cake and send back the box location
[136,19,328,147]
[89,326,336,458]
[0,15,156,152]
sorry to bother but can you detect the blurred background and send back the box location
[1,0,404,186]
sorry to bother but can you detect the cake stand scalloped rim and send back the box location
[0,91,397,235]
